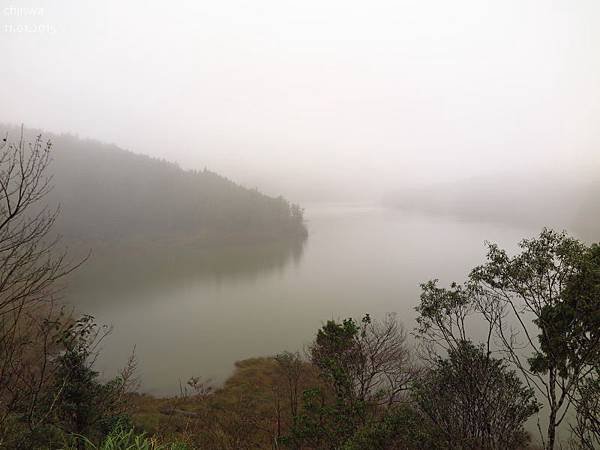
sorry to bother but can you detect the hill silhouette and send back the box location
[1,124,307,243]
[384,172,599,241]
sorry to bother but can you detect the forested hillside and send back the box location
[1,125,306,242]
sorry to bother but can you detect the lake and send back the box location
[66,204,538,395]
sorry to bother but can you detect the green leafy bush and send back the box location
[68,426,190,450]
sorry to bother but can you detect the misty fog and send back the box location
[2,0,599,203]
[2,1,600,448]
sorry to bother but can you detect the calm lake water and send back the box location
[67,204,538,395]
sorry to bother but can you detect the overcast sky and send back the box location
[1,0,599,201]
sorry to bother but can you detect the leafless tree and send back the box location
[184,375,214,398]
[310,313,415,411]
[353,313,415,407]
[0,301,71,440]
[0,128,81,442]
[275,351,303,422]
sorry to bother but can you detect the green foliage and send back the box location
[311,317,361,400]
[571,368,600,449]
[472,229,600,380]
[417,228,600,450]
[476,230,600,449]
[415,279,472,349]
[284,317,368,448]
[285,314,413,449]
[51,316,127,447]
[550,243,600,371]
[285,389,439,449]
[342,404,439,450]
[68,425,189,450]
[0,315,133,449]
[282,387,364,449]
[413,341,539,450]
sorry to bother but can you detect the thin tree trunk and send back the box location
[547,413,556,450]
[547,368,557,450]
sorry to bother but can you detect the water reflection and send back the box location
[68,236,306,306]
[63,205,538,395]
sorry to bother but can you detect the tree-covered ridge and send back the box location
[0,124,307,242]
